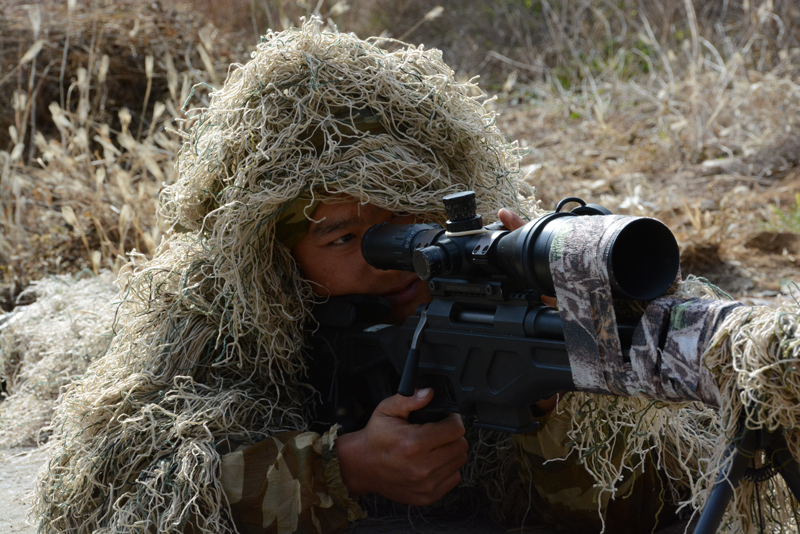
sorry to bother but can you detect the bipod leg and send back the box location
[693,427,760,534]
[767,433,800,504]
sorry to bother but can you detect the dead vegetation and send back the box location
[488,0,800,303]
[0,0,247,303]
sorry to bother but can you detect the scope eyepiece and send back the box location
[411,237,462,281]
[413,246,448,280]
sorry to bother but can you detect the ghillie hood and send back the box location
[32,19,530,534]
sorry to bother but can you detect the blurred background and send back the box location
[0,0,799,446]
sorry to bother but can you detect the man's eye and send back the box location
[331,233,356,245]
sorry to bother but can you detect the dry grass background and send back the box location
[0,0,798,444]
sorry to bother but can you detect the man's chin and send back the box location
[387,304,419,326]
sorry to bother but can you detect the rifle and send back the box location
[307,191,679,434]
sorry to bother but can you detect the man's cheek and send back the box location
[321,266,355,296]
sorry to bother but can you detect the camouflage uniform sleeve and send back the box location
[219,425,365,534]
[513,395,676,534]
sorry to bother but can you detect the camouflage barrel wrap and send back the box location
[548,215,742,406]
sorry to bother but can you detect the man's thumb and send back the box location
[379,388,433,419]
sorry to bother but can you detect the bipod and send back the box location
[693,422,800,534]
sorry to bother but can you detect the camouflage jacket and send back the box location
[219,426,364,534]
[219,395,674,534]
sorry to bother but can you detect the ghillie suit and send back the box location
[31,18,800,534]
[31,19,532,534]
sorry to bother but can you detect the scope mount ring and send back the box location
[514,210,574,294]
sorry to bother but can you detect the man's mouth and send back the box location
[382,277,423,306]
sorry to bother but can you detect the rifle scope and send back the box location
[361,191,680,301]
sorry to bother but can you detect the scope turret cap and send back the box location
[444,191,483,233]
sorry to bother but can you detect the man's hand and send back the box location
[336,388,468,505]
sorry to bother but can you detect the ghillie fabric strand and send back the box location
[32,19,532,534]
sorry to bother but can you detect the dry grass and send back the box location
[185,0,381,42]
[0,0,247,301]
[489,0,800,301]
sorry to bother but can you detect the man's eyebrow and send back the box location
[310,216,361,237]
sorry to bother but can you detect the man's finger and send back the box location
[426,437,468,478]
[376,389,434,420]
[413,412,466,449]
[498,208,526,231]
[429,469,463,503]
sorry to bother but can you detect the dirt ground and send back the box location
[0,447,44,534]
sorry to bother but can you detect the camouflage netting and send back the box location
[31,19,530,534]
[0,271,118,447]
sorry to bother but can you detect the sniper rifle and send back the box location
[307,191,679,434]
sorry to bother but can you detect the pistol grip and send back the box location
[408,408,448,425]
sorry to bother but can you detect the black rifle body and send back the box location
[309,289,634,434]
[309,193,662,434]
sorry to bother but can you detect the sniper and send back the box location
[34,18,793,534]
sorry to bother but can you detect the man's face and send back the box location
[291,199,431,324]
